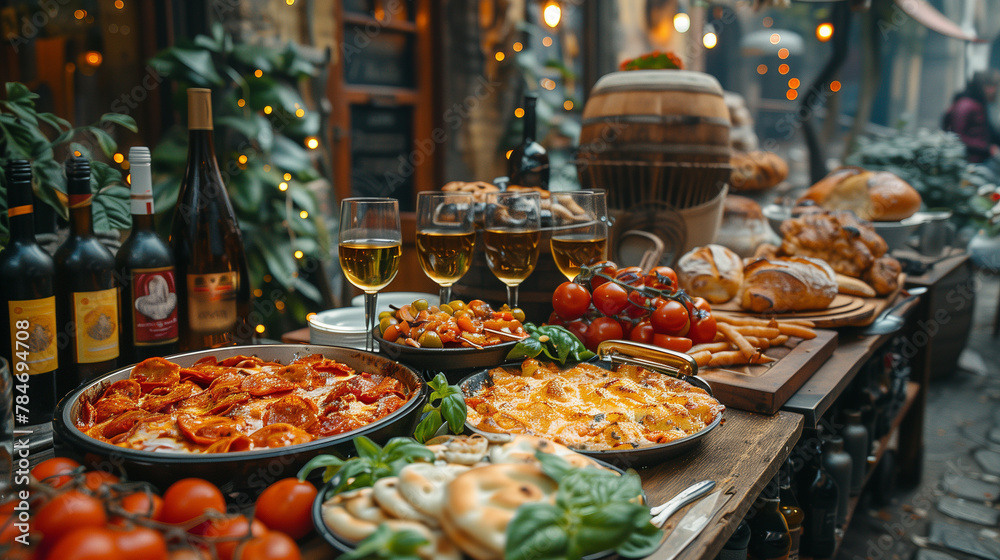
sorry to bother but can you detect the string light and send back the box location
[237,98,246,107]
[283,173,292,181]
[830,81,842,92]
[114,0,124,9]
[541,78,556,90]
[263,164,271,172]
[788,78,800,89]
[673,13,690,33]
[514,108,525,118]
[254,69,263,78]
[74,150,82,157]
[816,23,834,42]
[299,210,309,219]
[255,324,266,334]
[778,64,789,75]
[770,33,781,45]
[703,32,718,49]
[542,0,561,28]
[506,149,513,159]
[513,42,523,52]
[264,105,273,114]
[757,64,768,75]
[294,250,304,259]
[254,289,263,297]
[306,312,316,321]
[763,17,773,28]
[264,274,273,283]
[306,137,319,149]
[279,182,289,191]
[495,52,505,61]
[238,154,248,164]
[121,161,129,170]
[295,108,305,117]
[542,36,553,47]
[563,100,574,110]
[126,174,131,185]
[778,48,789,60]
[113,153,124,163]
[74,9,86,19]
[276,301,286,310]
[286,0,295,4]
[85,51,102,66]
[787,90,798,100]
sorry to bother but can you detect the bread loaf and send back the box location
[797,167,922,221]
[715,196,781,257]
[677,244,744,304]
[739,257,838,313]
[729,151,789,191]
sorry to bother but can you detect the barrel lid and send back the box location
[591,70,724,97]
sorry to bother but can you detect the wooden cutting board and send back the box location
[699,329,838,414]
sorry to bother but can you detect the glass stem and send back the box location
[364,292,378,352]
[506,284,519,309]
[439,285,452,307]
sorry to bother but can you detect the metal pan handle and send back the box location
[596,340,714,395]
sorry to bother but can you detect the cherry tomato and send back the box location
[253,478,317,540]
[1,506,21,546]
[618,318,633,340]
[624,290,652,319]
[31,457,81,488]
[585,317,624,352]
[587,261,618,291]
[644,266,679,292]
[629,321,655,344]
[651,334,694,353]
[111,526,168,560]
[116,491,165,523]
[236,531,302,560]
[564,319,589,343]
[689,314,718,345]
[167,548,211,560]
[552,282,592,321]
[160,478,226,525]
[614,266,644,287]
[546,311,564,326]
[691,297,713,316]
[651,300,690,336]
[43,526,121,560]
[83,470,120,493]
[35,490,107,544]
[592,282,629,316]
[202,516,267,560]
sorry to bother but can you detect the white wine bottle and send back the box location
[170,88,252,351]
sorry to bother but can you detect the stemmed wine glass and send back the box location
[549,189,609,281]
[338,198,401,351]
[415,192,476,306]
[483,191,542,308]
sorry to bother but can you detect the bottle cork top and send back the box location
[187,88,214,130]
[128,146,151,164]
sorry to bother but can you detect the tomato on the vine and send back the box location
[614,266,644,287]
[651,334,694,353]
[587,261,618,291]
[83,470,120,493]
[547,312,564,326]
[32,457,81,488]
[43,526,121,560]
[644,266,679,292]
[160,478,226,525]
[624,291,652,319]
[116,491,165,524]
[552,282,592,321]
[236,531,302,560]
[35,490,107,544]
[592,282,629,316]
[111,525,168,560]
[629,321,655,344]
[650,300,690,336]
[688,297,717,344]
[564,319,589,343]
[200,516,267,560]
[585,317,624,352]
[253,478,317,540]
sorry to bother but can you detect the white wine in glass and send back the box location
[483,191,541,308]
[549,190,609,281]
[338,198,401,351]
[415,192,476,305]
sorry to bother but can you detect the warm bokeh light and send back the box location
[121,161,129,170]
[541,78,556,90]
[306,312,316,321]
[294,250,304,259]
[113,153,124,164]
[703,32,718,49]
[286,0,295,4]
[542,36,553,47]
[495,52,505,61]
[788,78,800,89]
[787,90,798,101]
[757,64,768,75]
[279,182,289,191]
[763,17,773,28]
[563,100,574,110]
[506,149,513,159]
[543,1,561,28]
[238,154,248,164]
[74,150,82,157]
[264,274,273,282]
[74,9,86,19]
[263,164,271,172]
[306,137,319,149]
[830,81,842,92]
[816,23,834,42]
[283,173,292,181]
[778,64,789,74]
[114,0,125,9]
[126,174,131,185]
[254,69,263,78]
[673,13,691,33]
[299,210,309,219]
[514,108,525,118]
[513,42,523,52]
[778,48,789,59]
[255,324,266,334]
[264,105,273,114]
[770,33,781,45]
[253,289,263,297]
[84,51,102,66]
[237,98,246,107]
[295,108,305,118]
[276,301,286,310]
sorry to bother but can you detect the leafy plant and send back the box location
[298,436,435,496]
[507,323,595,364]
[0,82,136,247]
[148,23,333,332]
[339,525,428,560]
[413,373,467,443]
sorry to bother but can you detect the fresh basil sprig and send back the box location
[298,436,435,495]
[413,373,467,443]
[339,524,428,560]
[506,323,596,365]
[504,452,662,560]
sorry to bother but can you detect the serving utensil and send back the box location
[650,480,716,525]
[860,287,927,336]
[656,489,734,559]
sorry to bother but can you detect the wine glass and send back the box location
[416,192,476,306]
[338,198,401,351]
[549,189,609,281]
[483,191,542,308]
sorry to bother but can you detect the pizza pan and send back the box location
[460,340,722,469]
[51,344,427,492]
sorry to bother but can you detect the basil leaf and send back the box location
[441,393,468,433]
[413,409,443,443]
[427,372,449,394]
[341,525,427,560]
[615,521,662,558]
[505,503,568,560]
[507,336,543,360]
[354,436,381,461]
[575,503,642,553]
[297,454,344,481]
[535,450,574,483]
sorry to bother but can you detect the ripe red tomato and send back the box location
[629,321,655,344]
[35,490,107,544]
[651,334,694,353]
[614,266,644,287]
[592,282,629,316]
[236,531,302,560]
[552,282,592,321]
[587,261,618,291]
[585,317,624,352]
[111,526,168,560]
[83,470,120,493]
[564,319,589,343]
[43,526,121,560]
[546,312,564,326]
[1,504,22,545]
[253,478,317,540]
[202,516,267,560]
[116,491,165,523]
[32,457,81,488]
[160,478,226,525]
[167,548,210,560]
[644,266,679,292]
[688,297,717,344]
[624,290,652,319]
[650,300,690,336]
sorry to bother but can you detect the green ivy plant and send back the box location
[0,82,136,248]
[148,23,333,332]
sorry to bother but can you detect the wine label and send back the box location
[130,267,179,345]
[8,296,58,374]
[187,272,237,333]
[788,527,801,560]
[72,289,120,363]
[7,204,31,218]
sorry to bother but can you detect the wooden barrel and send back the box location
[577,70,731,211]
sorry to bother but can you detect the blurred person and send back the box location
[942,69,1000,163]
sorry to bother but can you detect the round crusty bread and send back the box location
[797,167,921,221]
[487,434,600,470]
[424,434,489,465]
[372,476,436,527]
[397,463,470,521]
[677,244,745,304]
[440,463,559,560]
[739,256,837,313]
[729,151,789,191]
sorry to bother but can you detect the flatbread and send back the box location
[488,434,602,470]
[424,434,490,465]
[372,476,435,527]
[397,463,469,520]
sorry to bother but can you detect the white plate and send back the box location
[350,291,439,309]
[308,307,368,349]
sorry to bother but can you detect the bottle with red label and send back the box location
[0,160,59,424]
[54,156,120,397]
[115,146,178,363]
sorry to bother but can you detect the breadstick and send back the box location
[768,335,790,347]
[716,315,772,327]
[783,319,815,328]
[690,351,712,368]
[708,350,751,368]
[743,336,771,350]
[733,326,781,339]
[718,322,756,360]
[690,342,732,354]
[835,274,877,298]
[777,323,817,340]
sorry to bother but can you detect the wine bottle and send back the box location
[170,88,252,351]
[798,440,839,558]
[822,435,852,527]
[747,484,791,560]
[0,160,59,424]
[778,461,804,560]
[115,147,178,363]
[54,157,120,398]
[841,409,870,496]
[716,519,751,560]
[507,95,550,189]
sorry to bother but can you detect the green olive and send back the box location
[439,303,454,315]
[510,307,526,322]
[418,331,443,348]
[411,298,429,312]
[379,316,398,334]
[378,310,394,320]
[448,300,466,311]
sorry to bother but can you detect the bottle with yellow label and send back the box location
[0,160,58,424]
[54,157,120,398]
[170,88,252,351]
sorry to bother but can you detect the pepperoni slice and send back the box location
[249,424,314,448]
[93,396,139,424]
[101,379,142,402]
[141,383,200,413]
[263,395,318,432]
[316,412,367,437]
[241,374,296,396]
[208,373,245,400]
[208,392,251,416]
[217,355,262,368]
[130,357,181,391]
[177,415,244,445]
[205,435,254,453]
[98,409,156,439]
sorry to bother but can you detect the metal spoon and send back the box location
[649,480,716,523]
[860,287,928,336]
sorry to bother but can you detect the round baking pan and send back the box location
[52,344,428,491]
[373,327,519,380]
